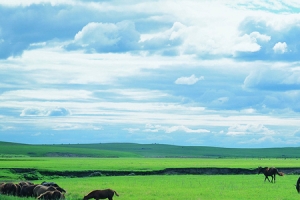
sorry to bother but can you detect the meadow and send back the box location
[1,174,299,200]
[1,142,300,199]
[1,157,299,172]
[1,157,300,200]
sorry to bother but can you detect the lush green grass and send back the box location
[1,141,300,199]
[1,175,299,200]
[1,141,300,158]
[0,157,298,182]
[0,157,297,172]
[1,155,300,200]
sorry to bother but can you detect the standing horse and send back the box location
[258,167,284,183]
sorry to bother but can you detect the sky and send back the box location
[1,0,300,148]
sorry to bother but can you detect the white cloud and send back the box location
[109,89,170,101]
[20,107,71,117]
[227,124,275,136]
[68,21,140,53]
[144,124,209,134]
[141,22,186,54]
[273,42,288,54]
[53,123,102,130]
[0,89,93,101]
[0,0,73,6]
[233,32,271,53]
[175,74,204,85]
[3,0,300,147]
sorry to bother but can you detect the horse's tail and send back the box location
[114,190,119,197]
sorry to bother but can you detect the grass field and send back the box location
[1,175,299,200]
[0,157,298,172]
[1,141,300,199]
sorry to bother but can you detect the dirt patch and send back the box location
[7,167,300,180]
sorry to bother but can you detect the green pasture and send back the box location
[1,141,300,199]
[0,157,298,172]
[1,157,300,199]
[1,175,300,200]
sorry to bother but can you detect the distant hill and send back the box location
[0,141,299,158]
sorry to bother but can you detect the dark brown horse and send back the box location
[258,167,284,183]
[83,189,119,200]
[295,177,300,193]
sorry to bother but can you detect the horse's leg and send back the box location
[265,176,271,182]
[273,174,276,183]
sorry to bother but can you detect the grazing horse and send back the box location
[83,189,119,200]
[295,177,300,193]
[258,167,284,183]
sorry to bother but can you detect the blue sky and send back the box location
[1,0,300,148]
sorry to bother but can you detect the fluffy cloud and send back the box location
[66,21,140,53]
[233,32,271,53]
[3,1,300,147]
[2,1,300,60]
[237,15,300,61]
[273,42,287,54]
[141,22,186,56]
[175,74,204,85]
[227,124,274,136]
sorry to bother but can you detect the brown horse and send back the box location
[83,189,119,200]
[258,167,284,183]
[295,177,300,193]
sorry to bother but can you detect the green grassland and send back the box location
[1,141,300,199]
[1,175,299,200]
[1,141,300,158]
[0,157,299,172]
